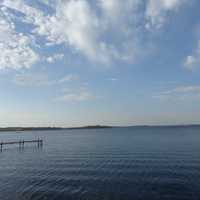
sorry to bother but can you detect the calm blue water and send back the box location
[0,127,200,200]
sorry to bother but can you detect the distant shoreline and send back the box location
[0,125,200,132]
[0,125,112,132]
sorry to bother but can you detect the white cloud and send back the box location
[56,84,95,102]
[46,53,64,63]
[108,78,118,81]
[14,73,81,86]
[165,85,200,94]
[100,0,140,23]
[99,0,142,62]
[14,73,55,86]
[57,1,100,56]
[58,91,94,102]
[57,86,95,102]
[153,85,200,100]
[0,11,39,70]
[58,74,79,83]
[145,0,187,29]
[184,40,200,71]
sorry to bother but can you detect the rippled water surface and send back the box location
[0,127,200,200]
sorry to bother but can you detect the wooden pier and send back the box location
[0,139,43,152]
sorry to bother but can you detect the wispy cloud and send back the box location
[14,73,55,86]
[108,78,118,81]
[58,74,80,83]
[145,0,188,29]
[58,91,94,102]
[153,85,200,100]
[14,73,79,87]
[56,87,95,102]
[46,53,64,63]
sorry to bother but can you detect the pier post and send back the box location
[37,139,40,148]
[0,143,2,152]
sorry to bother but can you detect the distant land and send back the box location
[0,125,112,132]
[0,124,200,132]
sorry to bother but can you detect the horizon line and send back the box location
[1,124,200,129]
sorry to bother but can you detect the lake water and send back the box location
[0,127,200,200]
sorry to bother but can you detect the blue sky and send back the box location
[0,0,200,127]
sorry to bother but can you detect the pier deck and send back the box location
[0,139,43,151]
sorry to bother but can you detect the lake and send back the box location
[0,127,200,200]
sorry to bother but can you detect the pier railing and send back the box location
[0,139,43,152]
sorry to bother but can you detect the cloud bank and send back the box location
[0,0,190,69]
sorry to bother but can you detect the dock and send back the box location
[0,139,43,152]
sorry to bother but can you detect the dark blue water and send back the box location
[0,127,200,200]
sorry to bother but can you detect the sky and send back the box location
[0,0,200,127]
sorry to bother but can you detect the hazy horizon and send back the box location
[1,123,200,129]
